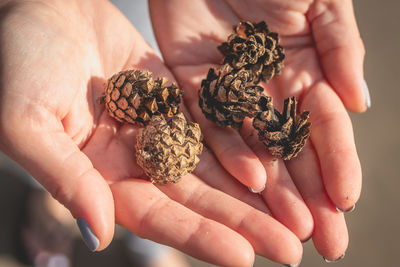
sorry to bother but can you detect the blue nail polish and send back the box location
[363,80,371,108]
[323,253,345,263]
[77,218,99,251]
[248,184,265,194]
[335,204,356,213]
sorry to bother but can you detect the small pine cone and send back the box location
[253,96,311,160]
[218,21,285,83]
[199,66,264,129]
[136,113,203,184]
[103,70,183,125]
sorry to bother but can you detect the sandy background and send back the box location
[1,0,399,266]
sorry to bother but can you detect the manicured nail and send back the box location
[323,253,345,263]
[301,235,312,243]
[47,253,70,267]
[336,204,356,213]
[363,80,371,108]
[77,218,99,251]
[248,184,265,194]
[284,261,301,267]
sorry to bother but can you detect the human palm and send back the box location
[0,1,321,266]
[150,0,365,260]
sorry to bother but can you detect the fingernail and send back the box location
[77,218,99,251]
[363,80,371,108]
[301,235,312,243]
[248,184,265,194]
[323,253,345,263]
[336,204,356,213]
[284,261,301,267]
[47,253,70,267]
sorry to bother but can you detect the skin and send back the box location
[149,0,365,261]
[0,0,307,266]
[0,0,364,265]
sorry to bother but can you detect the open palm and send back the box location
[150,0,365,261]
[0,1,325,266]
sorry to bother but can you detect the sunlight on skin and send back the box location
[0,0,310,265]
[150,0,364,261]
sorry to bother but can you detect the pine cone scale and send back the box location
[104,70,183,125]
[253,97,311,160]
[217,21,285,83]
[136,113,203,184]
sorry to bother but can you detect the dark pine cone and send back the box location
[103,70,183,125]
[136,113,203,184]
[253,96,311,160]
[199,66,264,129]
[218,21,285,83]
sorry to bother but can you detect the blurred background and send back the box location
[1,0,399,266]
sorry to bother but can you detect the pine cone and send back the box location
[136,113,203,184]
[199,66,264,129]
[103,70,183,125]
[253,97,311,160]
[218,21,285,83]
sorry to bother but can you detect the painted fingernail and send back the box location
[323,253,345,263]
[336,204,356,213]
[363,80,371,108]
[77,218,99,251]
[301,235,312,243]
[248,184,265,194]
[284,261,301,267]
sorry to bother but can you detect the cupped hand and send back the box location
[0,1,309,266]
[150,0,364,260]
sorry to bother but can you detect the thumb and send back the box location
[2,123,114,251]
[308,0,369,112]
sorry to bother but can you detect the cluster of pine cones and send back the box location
[101,21,311,184]
[199,21,311,160]
[102,70,203,184]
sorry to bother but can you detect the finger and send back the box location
[112,179,255,267]
[158,174,303,265]
[286,142,348,260]
[172,64,267,192]
[194,148,271,214]
[117,30,267,191]
[303,81,362,212]
[1,121,114,251]
[240,119,314,241]
[308,0,368,112]
[149,0,234,66]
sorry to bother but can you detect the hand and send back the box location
[149,0,364,261]
[0,1,308,266]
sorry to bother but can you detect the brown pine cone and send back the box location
[135,113,203,184]
[199,66,264,129]
[218,21,285,83]
[253,97,311,160]
[103,70,183,125]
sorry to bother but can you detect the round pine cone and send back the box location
[253,97,311,160]
[136,113,203,184]
[103,70,183,125]
[218,21,285,83]
[199,66,264,129]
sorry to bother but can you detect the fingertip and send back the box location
[312,205,349,261]
[215,133,267,191]
[259,224,303,265]
[234,241,255,267]
[245,162,267,193]
[294,212,315,242]
[77,218,100,252]
[326,154,362,213]
[332,190,360,214]
[280,233,303,265]
[70,169,115,251]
